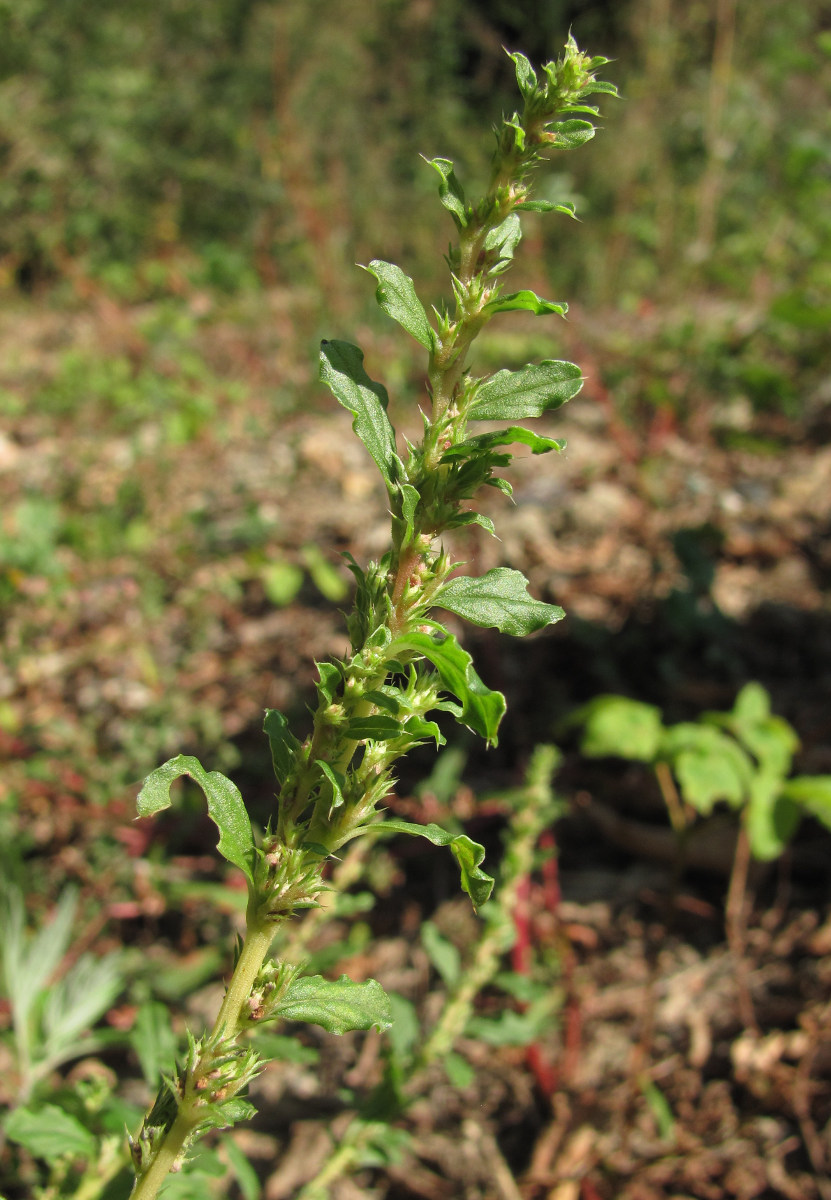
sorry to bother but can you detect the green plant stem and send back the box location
[131,920,276,1200]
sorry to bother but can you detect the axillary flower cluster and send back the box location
[129,38,617,1198]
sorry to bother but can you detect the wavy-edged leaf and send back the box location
[366,260,434,350]
[319,340,399,491]
[484,214,522,267]
[442,426,566,459]
[427,157,469,228]
[275,974,392,1035]
[370,818,494,907]
[438,568,565,637]
[263,709,300,786]
[470,360,582,421]
[137,755,255,884]
[485,290,567,317]
[396,630,505,746]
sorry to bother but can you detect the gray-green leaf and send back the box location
[275,974,392,1035]
[319,340,400,492]
[366,260,434,350]
[137,755,255,884]
[5,1104,95,1162]
[438,568,564,636]
[470,360,582,421]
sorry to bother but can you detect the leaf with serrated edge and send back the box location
[396,630,505,745]
[438,568,565,636]
[137,755,255,883]
[366,260,434,350]
[471,360,582,421]
[275,974,392,1035]
[319,340,399,492]
[484,290,567,317]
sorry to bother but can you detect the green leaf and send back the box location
[780,776,831,830]
[438,568,564,637]
[129,1000,179,1088]
[315,661,343,705]
[224,1135,262,1200]
[263,709,300,786]
[370,818,494,907]
[5,1104,95,1162]
[515,199,577,218]
[365,260,434,350]
[746,774,801,861]
[444,1052,475,1088]
[445,511,496,536]
[398,482,420,545]
[484,214,522,268]
[442,426,566,459]
[661,724,753,813]
[275,974,392,1035]
[344,714,404,741]
[397,630,506,746]
[302,543,349,602]
[509,50,538,99]
[549,119,596,148]
[427,157,469,228]
[421,920,461,987]
[319,340,399,492]
[484,290,567,317]
[137,756,255,884]
[470,360,583,421]
[574,696,664,761]
[317,761,345,808]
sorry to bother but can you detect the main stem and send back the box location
[131,921,276,1200]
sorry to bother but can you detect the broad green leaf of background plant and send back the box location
[319,340,400,492]
[575,695,664,761]
[275,974,392,1035]
[661,724,753,814]
[484,290,567,317]
[470,360,582,420]
[745,774,802,861]
[397,630,506,745]
[370,818,494,907]
[438,567,564,636]
[137,756,255,884]
[781,776,831,829]
[366,260,435,350]
[4,1103,95,1163]
[420,920,461,987]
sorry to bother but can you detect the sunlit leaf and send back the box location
[366,260,434,350]
[137,756,255,884]
[319,340,400,492]
[438,568,564,636]
[275,974,392,1035]
[470,360,582,421]
[396,630,505,745]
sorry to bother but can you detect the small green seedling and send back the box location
[571,682,831,862]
